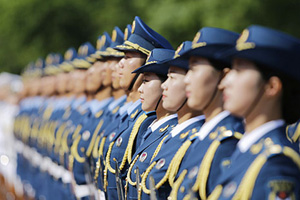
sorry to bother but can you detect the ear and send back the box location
[265,76,282,97]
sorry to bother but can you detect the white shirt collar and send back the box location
[127,99,141,115]
[150,114,178,132]
[119,101,132,116]
[238,119,285,153]
[171,115,205,137]
[198,111,231,140]
[108,95,127,111]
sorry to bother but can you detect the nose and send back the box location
[118,58,125,69]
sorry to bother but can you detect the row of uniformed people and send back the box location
[13,15,300,200]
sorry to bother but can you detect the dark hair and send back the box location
[258,64,300,124]
[157,74,168,83]
[208,58,230,71]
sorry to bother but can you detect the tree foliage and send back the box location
[0,0,299,74]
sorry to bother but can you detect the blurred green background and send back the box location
[1,0,300,74]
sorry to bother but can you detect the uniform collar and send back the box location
[127,99,141,115]
[90,97,114,115]
[238,119,285,153]
[198,111,230,140]
[150,113,178,132]
[108,95,127,111]
[171,115,205,137]
[119,101,133,116]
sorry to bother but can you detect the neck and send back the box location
[156,103,174,120]
[177,104,202,124]
[93,86,112,101]
[245,99,281,133]
[203,94,223,122]
[112,88,125,99]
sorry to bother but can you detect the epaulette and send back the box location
[232,137,300,200]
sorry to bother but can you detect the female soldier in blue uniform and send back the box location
[139,41,205,200]
[208,25,300,200]
[126,48,178,200]
[167,27,244,200]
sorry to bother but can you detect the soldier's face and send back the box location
[86,61,104,93]
[56,73,69,94]
[102,60,112,87]
[185,57,222,111]
[138,72,163,112]
[118,51,146,90]
[109,58,121,89]
[161,66,187,112]
[72,69,87,94]
[221,58,263,117]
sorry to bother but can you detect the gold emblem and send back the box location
[236,29,255,51]
[209,132,218,140]
[192,128,197,133]
[180,131,190,139]
[131,20,136,34]
[112,29,117,42]
[124,27,129,41]
[192,32,201,44]
[192,31,206,49]
[250,142,263,155]
[65,49,73,60]
[159,125,169,133]
[112,106,120,114]
[268,180,296,200]
[97,35,106,50]
[95,110,103,118]
[174,42,184,58]
[130,109,138,118]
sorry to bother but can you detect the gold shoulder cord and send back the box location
[232,145,300,200]
[168,169,188,200]
[126,113,148,164]
[54,123,67,154]
[126,155,140,186]
[92,135,101,159]
[150,135,169,163]
[98,136,106,158]
[168,140,192,186]
[86,120,104,157]
[103,141,115,191]
[140,161,157,197]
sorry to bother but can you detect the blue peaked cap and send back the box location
[218,25,300,81]
[159,41,192,71]
[180,27,239,67]
[132,48,175,75]
[115,16,173,55]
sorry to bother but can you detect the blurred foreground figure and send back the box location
[0,72,23,200]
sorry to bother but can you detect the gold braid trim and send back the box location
[86,120,104,157]
[105,141,116,174]
[207,185,223,200]
[292,123,300,142]
[70,135,85,163]
[150,135,169,162]
[92,135,101,159]
[126,113,148,164]
[232,145,300,200]
[124,41,151,55]
[98,137,106,157]
[196,140,221,200]
[127,155,140,186]
[168,140,192,187]
[168,169,188,200]
[103,141,115,191]
[54,123,67,153]
[72,124,82,139]
[141,161,157,195]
